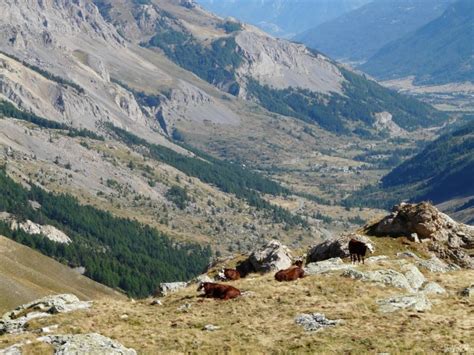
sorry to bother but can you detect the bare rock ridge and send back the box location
[368,202,474,268]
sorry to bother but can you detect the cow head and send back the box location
[366,243,375,253]
[197,282,206,291]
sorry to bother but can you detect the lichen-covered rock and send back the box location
[342,269,413,291]
[247,240,292,272]
[295,313,342,332]
[307,233,373,263]
[417,256,459,273]
[0,294,91,335]
[304,257,356,275]
[402,264,426,290]
[38,333,136,354]
[365,255,389,264]
[156,282,188,297]
[421,282,446,295]
[377,293,432,313]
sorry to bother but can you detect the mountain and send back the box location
[361,0,474,85]
[0,0,451,299]
[345,120,474,224]
[0,235,125,313]
[197,0,370,38]
[295,0,453,63]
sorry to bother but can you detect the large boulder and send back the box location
[0,294,91,335]
[247,240,293,272]
[369,202,474,268]
[38,333,136,354]
[307,233,373,263]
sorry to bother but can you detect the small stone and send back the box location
[40,324,59,333]
[396,251,420,260]
[150,299,162,306]
[402,264,426,290]
[119,314,129,320]
[365,255,389,264]
[156,282,188,297]
[177,303,191,312]
[460,285,474,297]
[203,324,220,331]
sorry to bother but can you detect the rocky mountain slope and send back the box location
[0,236,124,313]
[197,0,370,38]
[295,0,453,63]
[361,0,474,85]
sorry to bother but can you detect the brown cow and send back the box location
[197,282,241,300]
[348,239,374,264]
[274,261,305,282]
[223,268,241,280]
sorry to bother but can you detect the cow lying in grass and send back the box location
[348,239,374,264]
[197,282,241,300]
[223,268,241,280]
[274,260,305,282]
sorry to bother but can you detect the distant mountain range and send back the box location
[197,0,370,38]
[295,0,453,63]
[361,0,474,85]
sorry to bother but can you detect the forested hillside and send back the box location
[344,120,474,219]
[361,0,474,85]
[0,168,211,298]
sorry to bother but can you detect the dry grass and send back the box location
[2,253,472,354]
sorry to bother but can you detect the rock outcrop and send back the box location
[9,219,72,244]
[156,282,188,297]
[247,240,293,272]
[369,202,474,268]
[342,269,414,291]
[0,294,91,335]
[307,233,373,263]
[304,257,356,275]
[294,313,343,332]
[377,293,432,313]
[38,333,136,355]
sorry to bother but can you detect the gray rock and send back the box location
[203,324,220,331]
[0,344,23,355]
[192,274,214,284]
[307,233,373,263]
[156,282,188,297]
[460,285,474,297]
[342,269,413,291]
[177,303,191,312]
[295,313,342,332]
[0,294,91,335]
[304,257,356,275]
[417,256,459,273]
[402,264,426,290]
[38,333,136,354]
[396,251,420,260]
[365,255,389,264]
[248,240,292,272]
[421,282,446,295]
[377,293,432,313]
